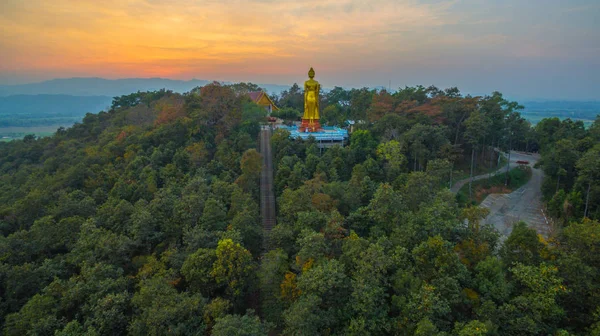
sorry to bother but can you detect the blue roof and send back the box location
[277,125,348,141]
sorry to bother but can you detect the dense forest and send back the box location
[0,82,599,335]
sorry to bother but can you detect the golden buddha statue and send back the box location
[301,67,321,131]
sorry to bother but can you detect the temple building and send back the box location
[247,91,279,115]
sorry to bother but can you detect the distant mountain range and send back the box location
[0,77,292,97]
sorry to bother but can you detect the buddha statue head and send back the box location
[308,67,315,79]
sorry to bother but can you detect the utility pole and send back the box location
[584,181,591,218]
[505,134,511,186]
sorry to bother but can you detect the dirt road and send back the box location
[479,151,550,237]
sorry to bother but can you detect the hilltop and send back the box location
[0,83,598,335]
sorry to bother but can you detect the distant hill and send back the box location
[0,94,112,114]
[0,78,291,97]
[521,100,600,126]
[0,94,113,127]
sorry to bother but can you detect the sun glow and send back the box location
[1,0,455,80]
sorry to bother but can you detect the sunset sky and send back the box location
[1,0,599,99]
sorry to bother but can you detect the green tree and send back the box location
[349,87,373,121]
[212,310,270,336]
[236,149,262,194]
[321,104,345,126]
[298,258,349,309]
[4,293,62,336]
[129,200,163,253]
[500,222,544,267]
[464,110,489,198]
[455,320,489,336]
[498,263,566,335]
[366,183,406,236]
[200,198,228,232]
[282,294,326,336]
[258,249,289,327]
[347,243,392,334]
[426,158,452,186]
[556,219,600,330]
[376,140,407,181]
[541,139,579,195]
[350,130,377,162]
[240,149,262,179]
[211,239,255,299]
[68,220,133,268]
[230,209,262,256]
[576,145,600,218]
[502,111,525,186]
[129,277,206,335]
[279,83,304,111]
[181,248,217,296]
[475,256,510,303]
[271,107,301,122]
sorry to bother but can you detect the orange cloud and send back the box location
[1,0,463,80]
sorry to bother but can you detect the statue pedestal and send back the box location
[299,119,321,132]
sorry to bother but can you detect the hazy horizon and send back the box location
[2,0,599,100]
[2,76,600,103]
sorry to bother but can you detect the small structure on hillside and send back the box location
[279,125,349,148]
[345,120,366,134]
[248,91,279,115]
